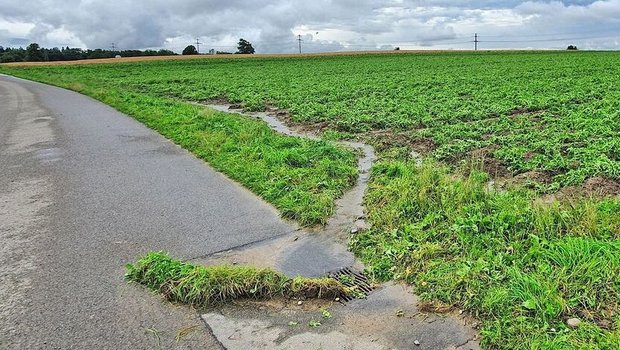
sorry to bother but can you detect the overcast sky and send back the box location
[0,0,619,53]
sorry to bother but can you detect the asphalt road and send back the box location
[0,75,297,349]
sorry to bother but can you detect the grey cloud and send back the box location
[0,0,619,52]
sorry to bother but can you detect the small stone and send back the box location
[414,340,421,346]
[297,300,303,306]
[550,328,556,333]
[350,227,359,234]
[335,297,340,302]
[567,318,581,328]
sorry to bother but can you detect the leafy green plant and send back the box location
[321,309,332,319]
[309,319,321,328]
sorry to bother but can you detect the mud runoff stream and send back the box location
[195,104,480,350]
[207,105,375,240]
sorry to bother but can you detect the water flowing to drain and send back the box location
[206,104,376,235]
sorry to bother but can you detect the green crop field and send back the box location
[2,51,619,349]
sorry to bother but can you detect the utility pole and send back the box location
[110,43,116,52]
[474,33,478,51]
[195,38,202,54]
[297,35,303,54]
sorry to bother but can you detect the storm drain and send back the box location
[328,267,374,302]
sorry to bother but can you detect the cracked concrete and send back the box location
[201,282,479,350]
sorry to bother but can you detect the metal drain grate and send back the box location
[328,267,374,302]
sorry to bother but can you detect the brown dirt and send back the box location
[467,145,511,178]
[509,107,533,116]
[513,171,553,185]
[366,129,413,151]
[583,176,620,196]
[574,305,618,330]
[538,176,620,204]
[410,137,437,154]
[523,151,536,161]
[417,300,455,314]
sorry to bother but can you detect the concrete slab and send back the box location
[202,283,480,350]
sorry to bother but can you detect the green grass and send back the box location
[3,51,619,349]
[126,252,349,305]
[351,160,620,349]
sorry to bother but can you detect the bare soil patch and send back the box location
[583,176,620,196]
[467,145,511,178]
[513,170,554,185]
[539,176,620,204]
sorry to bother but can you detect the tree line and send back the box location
[0,43,176,63]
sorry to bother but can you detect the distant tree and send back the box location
[236,38,255,54]
[0,48,26,63]
[157,49,176,56]
[567,45,578,51]
[62,47,85,61]
[182,45,198,55]
[45,47,64,61]
[25,43,44,61]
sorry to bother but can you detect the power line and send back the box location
[195,38,202,54]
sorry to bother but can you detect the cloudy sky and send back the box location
[0,0,619,53]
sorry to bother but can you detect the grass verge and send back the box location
[126,252,349,305]
[351,160,620,349]
[0,71,358,226]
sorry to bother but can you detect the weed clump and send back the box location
[126,252,350,305]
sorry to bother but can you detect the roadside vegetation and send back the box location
[126,252,349,305]
[2,51,619,349]
[351,160,620,349]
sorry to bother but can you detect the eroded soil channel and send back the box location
[196,104,480,350]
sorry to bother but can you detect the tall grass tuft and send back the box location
[126,252,349,306]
